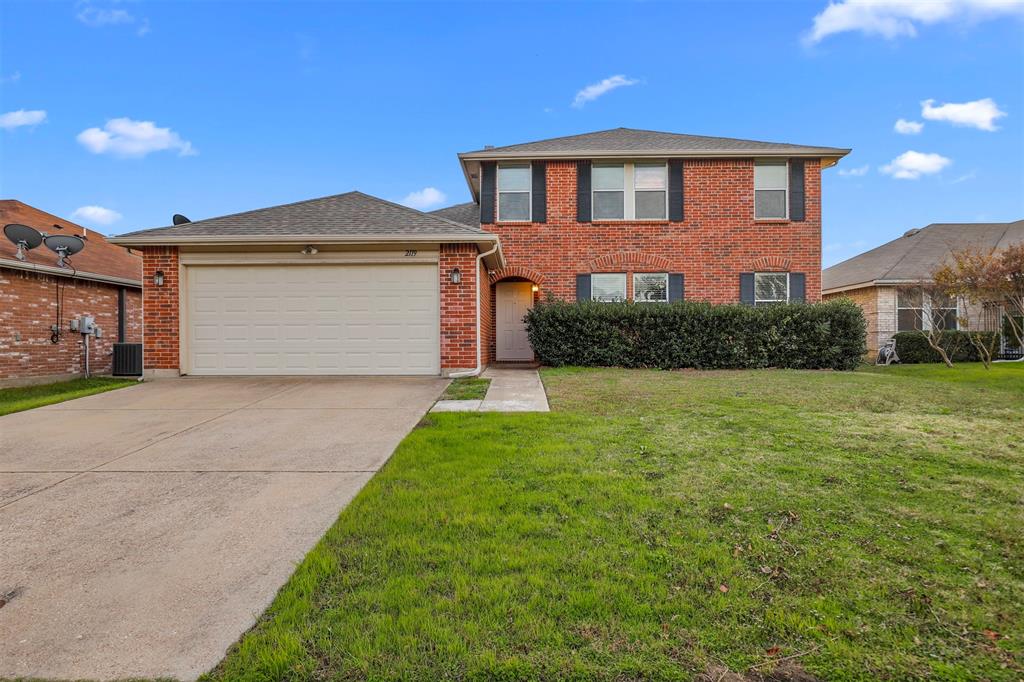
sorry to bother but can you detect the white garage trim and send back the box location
[181,263,440,376]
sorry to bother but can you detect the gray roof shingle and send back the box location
[460,127,849,158]
[823,220,1024,292]
[112,191,488,242]
[429,202,480,228]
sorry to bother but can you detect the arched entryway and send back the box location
[489,267,544,362]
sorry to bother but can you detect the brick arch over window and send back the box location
[489,265,546,285]
[585,251,673,272]
[748,256,792,272]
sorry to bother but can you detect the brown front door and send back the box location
[496,281,534,361]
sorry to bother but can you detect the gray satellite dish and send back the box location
[4,223,44,261]
[44,234,85,268]
[172,214,191,225]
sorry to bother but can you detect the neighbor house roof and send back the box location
[110,191,498,249]
[460,127,850,160]
[0,200,142,287]
[822,220,1024,293]
[430,202,480,228]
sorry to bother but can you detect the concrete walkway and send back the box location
[432,367,549,413]
[0,376,446,681]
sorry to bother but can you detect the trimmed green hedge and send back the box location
[892,331,1001,364]
[524,299,866,370]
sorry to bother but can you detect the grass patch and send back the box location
[440,377,491,401]
[0,376,136,416]
[206,363,1023,681]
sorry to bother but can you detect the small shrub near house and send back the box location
[893,330,1001,364]
[525,299,866,370]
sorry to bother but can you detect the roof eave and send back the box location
[458,148,852,161]
[822,278,935,295]
[0,257,142,288]
[108,232,500,248]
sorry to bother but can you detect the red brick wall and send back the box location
[141,246,180,370]
[0,267,141,383]
[478,259,494,367]
[483,159,822,304]
[439,243,479,370]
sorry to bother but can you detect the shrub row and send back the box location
[892,331,1001,364]
[524,299,867,371]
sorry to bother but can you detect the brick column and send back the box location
[439,243,478,373]
[141,246,180,372]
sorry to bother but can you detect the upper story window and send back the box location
[592,162,668,220]
[497,163,531,221]
[754,160,788,220]
[754,272,789,305]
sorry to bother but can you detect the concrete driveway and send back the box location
[0,376,446,681]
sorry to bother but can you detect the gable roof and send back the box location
[823,220,1024,293]
[459,127,850,160]
[110,191,496,247]
[430,202,480,228]
[0,200,142,286]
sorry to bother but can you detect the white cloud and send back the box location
[880,150,952,179]
[1,71,21,84]
[921,97,1007,131]
[77,118,197,158]
[838,164,870,176]
[894,118,924,134]
[804,0,1024,44]
[76,5,134,26]
[71,205,123,226]
[572,75,639,108]
[401,187,447,210]
[0,109,47,130]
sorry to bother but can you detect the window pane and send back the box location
[933,308,958,330]
[498,192,530,221]
[634,273,668,302]
[635,191,666,220]
[755,273,787,302]
[897,289,923,308]
[755,190,787,219]
[498,164,531,191]
[593,191,625,220]
[898,308,922,332]
[634,163,666,189]
[754,161,787,189]
[592,273,626,302]
[931,292,956,308]
[592,164,624,190]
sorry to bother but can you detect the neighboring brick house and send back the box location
[1,200,142,386]
[822,220,1024,353]
[110,128,850,377]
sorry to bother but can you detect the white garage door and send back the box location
[186,264,439,375]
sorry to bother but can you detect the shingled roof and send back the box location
[823,220,1024,293]
[459,127,850,159]
[430,202,480,228]
[111,191,494,246]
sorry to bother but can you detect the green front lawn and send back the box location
[207,363,1023,681]
[440,377,491,401]
[0,376,137,416]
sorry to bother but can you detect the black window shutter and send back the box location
[576,160,592,223]
[576,274,591,301]
[740,273,755,305]
[532,162,547,223]
[789,160,805,222]
[480,161,496,224]
[669,273,684,302]
[668,160,684,222]
[789,273,806,303]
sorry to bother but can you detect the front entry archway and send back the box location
[496,281,534,361]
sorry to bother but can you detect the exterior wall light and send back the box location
[450,267,461,284]
[531,284,539,292]
[153,270,164,287]
[301,245,318,255]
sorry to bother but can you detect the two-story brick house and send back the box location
[111,128,849,377]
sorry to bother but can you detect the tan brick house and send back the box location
[110,128,850,377]
[1,200,143,386]
[822,220,1024,352]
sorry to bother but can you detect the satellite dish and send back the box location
[44,234,85,268]
[4,223,44,261]
[172,214,191,225]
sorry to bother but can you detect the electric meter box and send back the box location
[80,316,96,335]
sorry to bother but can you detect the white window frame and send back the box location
[591,273,627,303]
[929,293,959,331]
[591,162,668,221]
[633,272,669,303]
[497,162,532,223]
[754,272,790,306]
[896,289,959,332]
[754,159,789,221]
[896,289,923,332]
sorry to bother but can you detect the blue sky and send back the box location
[1,1,1022,266]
